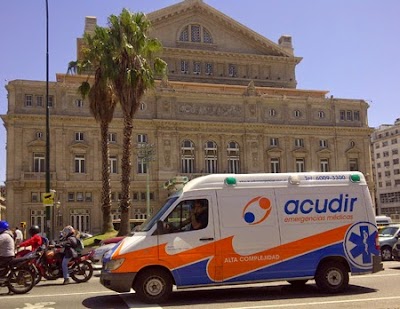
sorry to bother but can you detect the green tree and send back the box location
[106,9,167,235]
[68,26,117,233]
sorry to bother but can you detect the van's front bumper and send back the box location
[100,271,137,293]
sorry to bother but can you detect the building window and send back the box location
[108,133,117,143]
[191,24,201,42]
[74,99,83,108]
[376,153,381,159]
[205,141,218,173]
[227,141,240,173]
[75,132,84,141]
[33,153,45,172]
[319,139,328,148]
[271,158,280,173]
[295,158,305,172]
[137,134,148,144]
[320,158,329,172]
[47,95,54,107]
[295,138,304,147]
[85,192,92,202]
[318,111,325,118]
[179,24,213,44]
[384,161,390,167]
[349,158,359,171]
[346,110,353,121]
[392,138,398,145]
[31,192,39,203]
[193,61,201,75]
[385,171,391,177]
[76,192,84,202]
[137,158,147,174]
[36,96,43,107]
[205,63,213,75]
[383,151,389,157]
[354,111,360,121]
[68,192,75,202]
[139,102,147,111]
[393,158,399,165]
[270,137,279,147]
[36,132,43,139]
[25,95,33,107]
[74,155,85,173]
[294,110,302,118]
[181,60,189,74]
[179,26,189,41]
[228,64,237,77]
[340,110,346,121]
[109,156,118,174]
[70,209,90,234]
[181,140,195,174]
[269,109,276,117]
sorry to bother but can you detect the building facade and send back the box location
[1,0,374,235]
[371,119,400,218]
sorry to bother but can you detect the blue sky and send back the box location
[1,0,399,185]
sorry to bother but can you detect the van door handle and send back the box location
[199,237,214,241]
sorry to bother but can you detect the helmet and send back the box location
[29,225,40,236]
[0,220,9,233]
[62,225,75,238]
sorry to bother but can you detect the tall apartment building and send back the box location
[1,0,373,235]
[371,119,400,218]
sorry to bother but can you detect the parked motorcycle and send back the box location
[17,244,94,284]
[0,255,36,294]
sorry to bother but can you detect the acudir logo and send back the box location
[344,222,380,269]
[242,196,272,225]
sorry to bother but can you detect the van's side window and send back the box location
[164,199,209,233]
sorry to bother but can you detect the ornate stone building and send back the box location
[1,0,373,234]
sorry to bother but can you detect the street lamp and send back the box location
[44,0,52,239]
[137,143,155,219]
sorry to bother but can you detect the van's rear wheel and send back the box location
[134,268,172,304]
[315,261,348,293]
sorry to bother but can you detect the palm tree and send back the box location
[68,26,117,233]
[106,9,167,236]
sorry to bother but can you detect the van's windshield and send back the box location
[136,191,181,232]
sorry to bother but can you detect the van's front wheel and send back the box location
[315,261,349,293]
[134,268,172,304]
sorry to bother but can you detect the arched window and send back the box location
[294,110,302,118]
[178,24,213,44]
[205,141,218,173]
[227,141,240,173]
[181,140,195,173]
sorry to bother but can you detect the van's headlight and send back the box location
[104,258,125,271]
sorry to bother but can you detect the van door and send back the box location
[157,195,216,287]
[216,188,280,282]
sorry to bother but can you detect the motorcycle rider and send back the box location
[19,225,43,252]
[0,221,15,270]
[59,225,78,285]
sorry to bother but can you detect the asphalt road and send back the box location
[1,262,400,309]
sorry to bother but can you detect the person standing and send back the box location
[0,221,15,268]
[14,226,23,249]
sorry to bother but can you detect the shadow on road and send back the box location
[80,283,377,308]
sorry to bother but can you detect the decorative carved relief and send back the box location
[178,103,242,117]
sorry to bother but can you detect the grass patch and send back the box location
[82,230,118,248]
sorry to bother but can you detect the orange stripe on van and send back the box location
[112,224,351,280]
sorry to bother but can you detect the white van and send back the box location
[375,215,392,228]
[100,172,383,303]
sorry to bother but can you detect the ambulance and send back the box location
[100,171,383,303]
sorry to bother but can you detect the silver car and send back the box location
[378,224,400,261]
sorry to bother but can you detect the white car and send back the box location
[90,236,125,267]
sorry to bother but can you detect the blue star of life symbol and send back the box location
[345,222,379,268]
